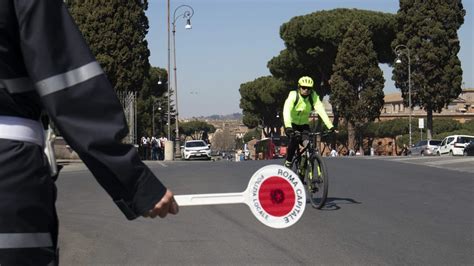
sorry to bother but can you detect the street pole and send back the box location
[171,5,194,158]
[158,106,162,135]
[172,19,180,157]
[395,44,412,147]
[152,101,155,136]
[167,0,171,141]
[407,49,412,147]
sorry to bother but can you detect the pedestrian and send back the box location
[151,136,159,160]
[159,135,167,160]
[157,136,163,160]
[0,1,178,264]
[141,136,148,160]
[401,144,409,156]
[146,136,152,160]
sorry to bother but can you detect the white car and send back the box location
[437,135,474,156]
[181,140,211,160]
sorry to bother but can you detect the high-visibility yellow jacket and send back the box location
[283,90,334,129]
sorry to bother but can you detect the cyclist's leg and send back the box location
[284,125,301,167]
[284,123,309,167]
[284,136,298,167]
[291,124,311,182]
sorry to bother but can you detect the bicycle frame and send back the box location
[290,131,320,181]
[289,130,330,209]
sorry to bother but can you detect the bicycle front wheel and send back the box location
[305,153,329,209]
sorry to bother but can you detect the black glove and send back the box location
[285,127,294,136]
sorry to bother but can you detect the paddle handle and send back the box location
[174,192,246,206]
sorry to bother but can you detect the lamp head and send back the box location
[395,58,402,64]
[185,19,192,29]
[158,80,162,85]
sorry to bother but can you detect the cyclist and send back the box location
[283,76,335,168]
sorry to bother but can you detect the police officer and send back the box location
[0,1,178,265]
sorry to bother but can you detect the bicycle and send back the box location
[287,130,331,209]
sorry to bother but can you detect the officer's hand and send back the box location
[330,127,339,134]
[285,127,294,136]
[143,189,179,218]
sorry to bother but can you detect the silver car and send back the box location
[408,139,441,156]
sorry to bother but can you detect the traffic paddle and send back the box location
[174,164,306,229]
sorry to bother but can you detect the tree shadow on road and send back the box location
[308,197,361,211]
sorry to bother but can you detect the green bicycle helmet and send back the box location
[298,76,314,87]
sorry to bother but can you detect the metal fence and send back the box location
[117,91,137,144]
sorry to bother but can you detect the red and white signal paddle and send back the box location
[174,164,306,229]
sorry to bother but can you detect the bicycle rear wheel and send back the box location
[305,153,329,209]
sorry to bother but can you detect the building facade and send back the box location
[321,88,474,123]
[380,88,474,123]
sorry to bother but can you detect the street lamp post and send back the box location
[170,4,194,158]
[152,99,155,136]
[395,44,412,147]
[152,98,162,137]
[167,0,171,141]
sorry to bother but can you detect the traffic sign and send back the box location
[174,164,306,229]
[419,118,424,129]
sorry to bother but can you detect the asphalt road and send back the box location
[56,156,474,265]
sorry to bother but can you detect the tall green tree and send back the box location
[136,67,174,138]
[243,128,262,143]
[268,9,396,97]
[141,67,168,99]
[180,120,216,140]
[330,20,385,152]
[239,76,287,137]
[392,0,465,139]
[66,0,151,92]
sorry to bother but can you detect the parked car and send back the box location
[408,139,441,156]
[463,140,474,156]
[437,135,474,156]
[181,140,211,160]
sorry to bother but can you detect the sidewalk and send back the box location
[57,159,87,172]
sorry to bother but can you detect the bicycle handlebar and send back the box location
[292,130,335,138]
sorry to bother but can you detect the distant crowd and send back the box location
[140,135,168,160]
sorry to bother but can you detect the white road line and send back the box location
[388,156,438,161]
[425,157,474,165]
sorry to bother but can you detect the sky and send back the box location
[146,0,474,118]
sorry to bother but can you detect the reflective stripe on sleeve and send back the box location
[0,233,52,249]
[0,77,35,94]
[35,61,104,97]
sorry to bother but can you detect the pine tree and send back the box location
[66,0,151,92]
[392,0,465,139]
[239,76,287,136]
[330,20,385,153]
[268,8,396,98]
